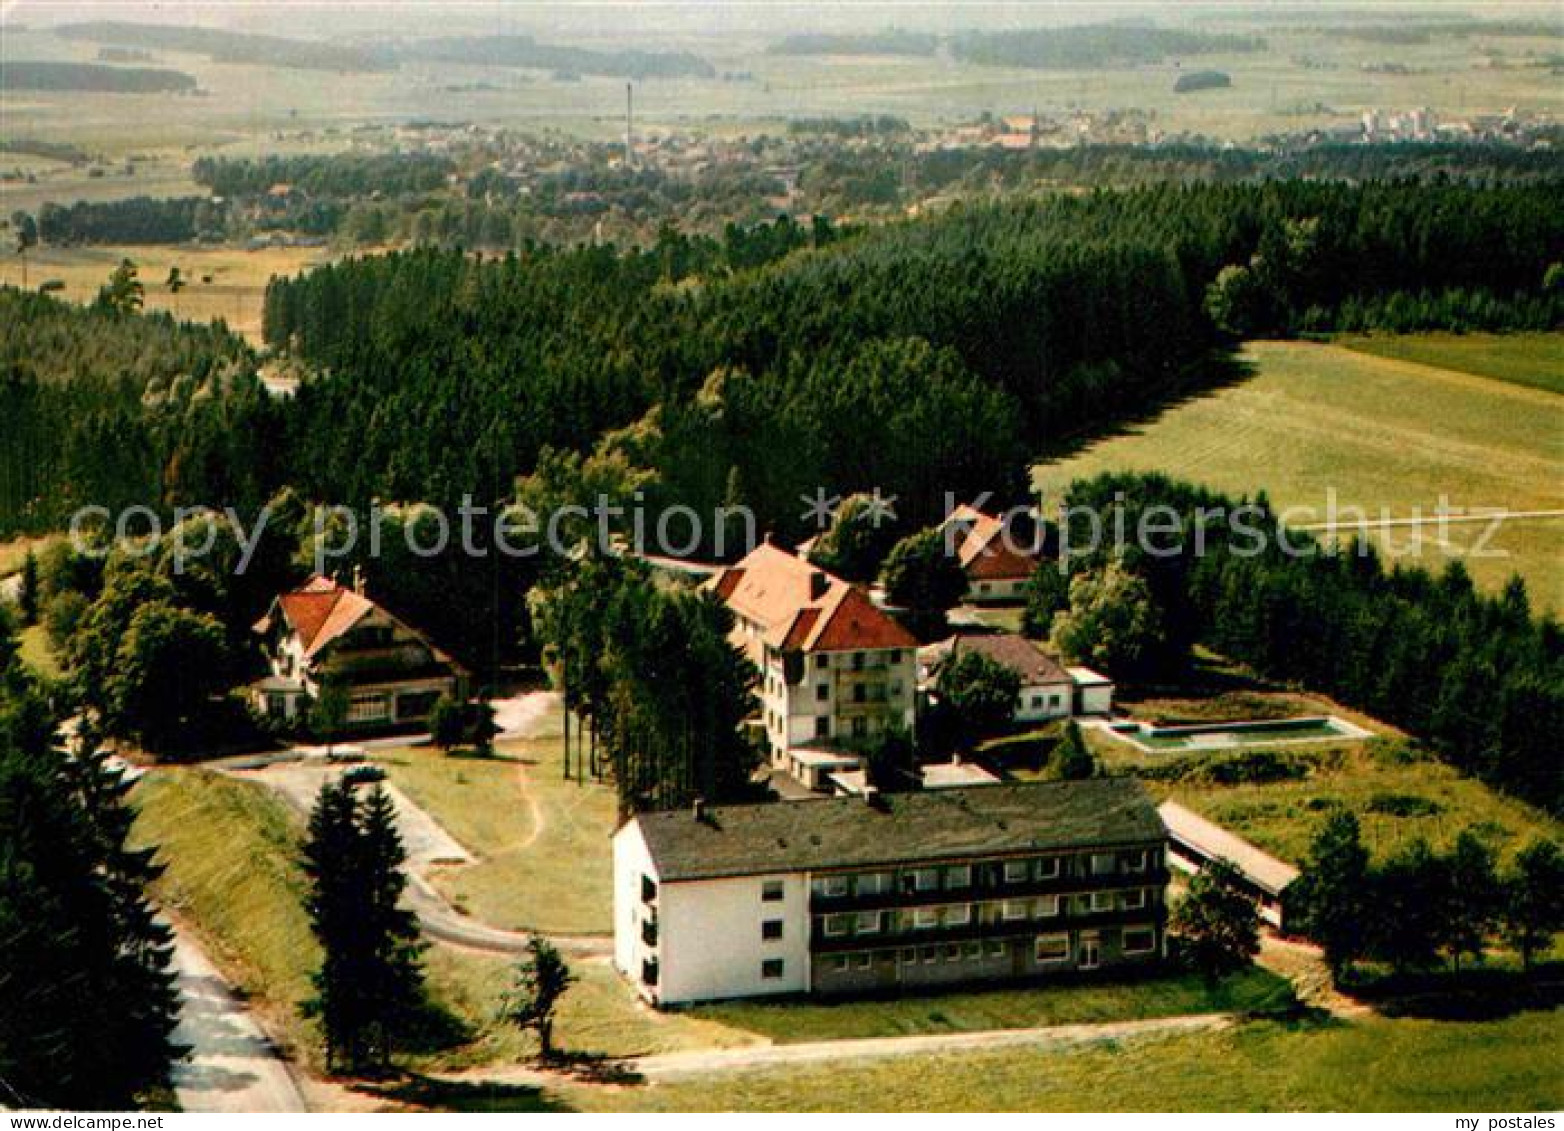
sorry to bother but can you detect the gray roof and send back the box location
[1158,801,1299,895]
[634,778,1165,882]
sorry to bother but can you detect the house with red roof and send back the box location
[704,543,918,788]
[940,504,1039,605]
[250,573,466,731]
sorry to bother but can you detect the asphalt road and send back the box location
[170,932,308,1114]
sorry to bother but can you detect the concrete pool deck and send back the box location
[1085,714,1374,754]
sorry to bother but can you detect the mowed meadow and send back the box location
[0,244,329,344]
[1035,338,1564,613]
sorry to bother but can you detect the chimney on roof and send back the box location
[352,564,366,597]
[809,570,829,600]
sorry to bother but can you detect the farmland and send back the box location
[1336,332,1564,396]
[1035,339,1564,612]
[0,243,328,343]
[3,17,1562,154]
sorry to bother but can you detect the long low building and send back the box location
[1158,800,1299,930]
[614,778,1170,1006]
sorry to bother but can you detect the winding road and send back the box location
[170,931,308,1114]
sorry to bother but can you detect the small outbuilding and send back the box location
[1157,800,1299,930]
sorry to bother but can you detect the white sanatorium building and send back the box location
[614,778,1169,1005]
[705,543,919,787]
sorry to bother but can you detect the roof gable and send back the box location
[707,544,915,654]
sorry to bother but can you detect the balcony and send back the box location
[810,903,1165,954]
[810,868,1170,913]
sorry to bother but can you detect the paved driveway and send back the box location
[170,932,307,1113]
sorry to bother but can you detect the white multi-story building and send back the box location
[705,544,918,786]
[613,778,1169,1006]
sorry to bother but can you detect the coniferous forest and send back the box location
[3,177,1563,814]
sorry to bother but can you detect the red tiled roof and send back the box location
[706,543,916,654]
[943,504,1037,582]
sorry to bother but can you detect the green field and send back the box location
[545,1011,1563,1112]
[4,18,1562,152]
[0,243,328,344]
[1337,332,1564,396]
[689,965,1293,1044]
[1035,339,1564,612]
[379,738,617,937]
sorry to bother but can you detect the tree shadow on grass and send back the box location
[360,1073,576,1113]
[1346,963,1564,1021]
[394,991,476,1056]
[541,1051,644,1086]
[1034,349,1258,469]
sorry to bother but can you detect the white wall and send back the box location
[1015,680,1074,723]
[659,871,809,1004]
[1078,683,1114,715]
[612,821,656,991]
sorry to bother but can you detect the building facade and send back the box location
[251,574,465,730]
[614,778,1169,1005]
[939,504,1039,605]
[706,543,918,764]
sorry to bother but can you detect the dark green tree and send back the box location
[879,527,966,634]
[936,648,1020,744]
[808,493,901,583]
[1441,831,1499,974]
[1370,839,1446,974]
[504,937,576,1061]
[1048,720,1096,781]
[1501,839,1564,973]
[96,257,144,315]
[428,694,465,754]
[311,678,350,756]
[0,684,180,1108]
[17,551,39,627]
[1293,812,1371,980]
[1171,859,1260,984]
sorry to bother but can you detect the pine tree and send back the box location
[301,779,368,1073]
[505,937,576,1061]
[17,552,39,628]
[300,780,425,1076]
[356,786,425,1073]
[0,684,180,1108]
[1048,720,1096,781]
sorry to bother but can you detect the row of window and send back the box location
[761,927,1158,984]
[818,927,1159,974]
[817,889,1153,938]
[810,849,1156,900]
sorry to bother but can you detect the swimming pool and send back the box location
[1096,715,1373,753]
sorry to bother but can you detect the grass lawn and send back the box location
[1034,340,1564,612]
[16,624,63,681]
[1148,742,1562,867]
[130,769,323,1065]
[1336,332,1564,396]
[550,1011,1563,1112]
[422,951,754,1070]
[378,737,616,936]
[687,965,1294,1044]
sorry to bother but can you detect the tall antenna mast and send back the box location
[625,82,634,168]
